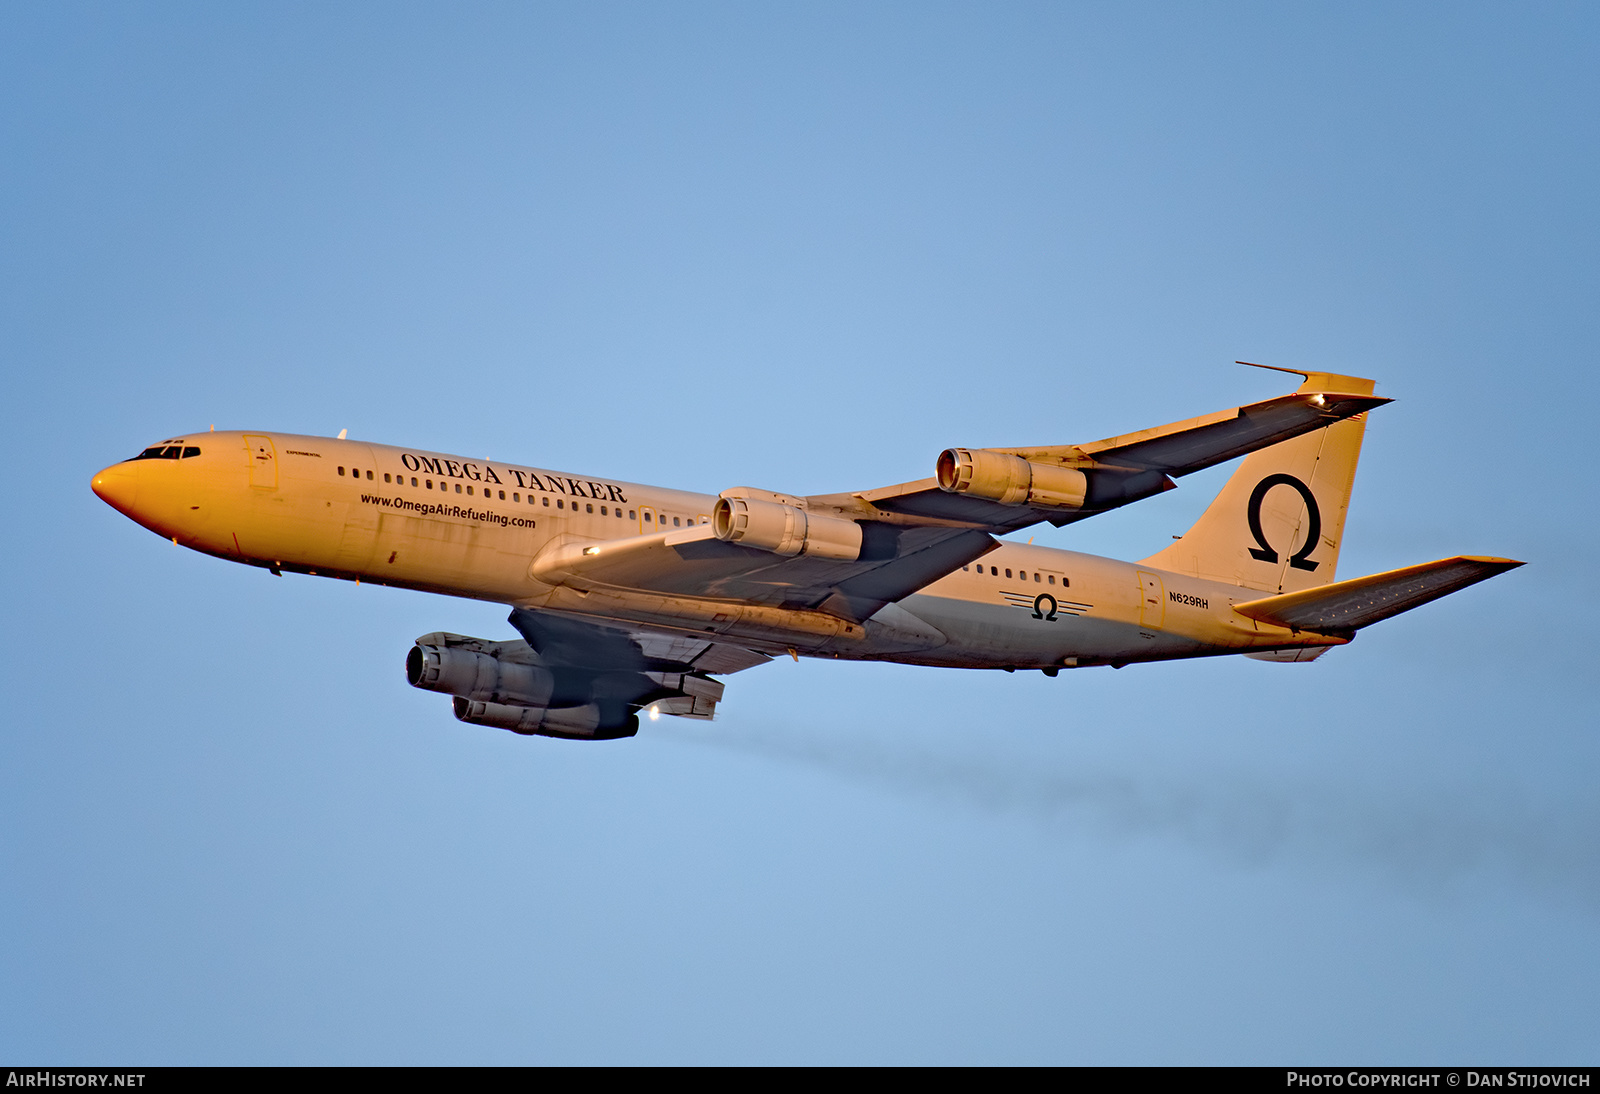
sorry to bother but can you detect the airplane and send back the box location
[91,365,1521,741]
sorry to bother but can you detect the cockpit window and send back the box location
[127,442,200,461]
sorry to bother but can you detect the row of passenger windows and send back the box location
[340,465,702,526]
[128,445,201,461]
[962,564,1067,587]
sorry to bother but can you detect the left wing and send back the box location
[528,374,1389,623]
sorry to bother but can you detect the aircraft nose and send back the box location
[91,461,141,516]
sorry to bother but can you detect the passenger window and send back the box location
[1048,575,1054,584]
[673,517,680,526]
[426,480,433,489]
[455,484,462,493]
[1020,571,1026,580]
[1034,573,1041,583]
[384,474,391,483]
[543,497,550,507]
[366,470,373,480]
[629,510,636,519]
[499,490,505,500]
[586,503,594,514]
[411,477,418,487]
[513,493,520,502]
[600,506,608,516]
[1005,569,1012,578]
[338,467,345,476]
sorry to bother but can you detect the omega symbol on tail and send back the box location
[1032,593,1059,621]
[1245,473,1321,572]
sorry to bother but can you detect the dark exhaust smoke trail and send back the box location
[680,725,1600,913]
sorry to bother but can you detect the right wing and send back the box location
[826,372,1390,532]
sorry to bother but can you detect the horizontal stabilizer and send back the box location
[1232,556,1523,633]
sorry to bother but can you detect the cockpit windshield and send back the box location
[127,441,201,461]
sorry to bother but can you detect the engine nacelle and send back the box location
[406,644,554,708]
[453,697,639,741]
[935,449,1088,510]
[712,496,862,560]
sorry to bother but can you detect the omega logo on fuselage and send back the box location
[398,453,629,504]
[1245,473,1321,572]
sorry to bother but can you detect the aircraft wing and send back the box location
[1231,556,1524,634]
[529,375,1389,622]
[506,607,772,676]
[821,377,1390,533]
[530,522,997,623]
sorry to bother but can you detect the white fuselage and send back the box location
[92,431,1338,671]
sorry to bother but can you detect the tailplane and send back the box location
[1139,372,1377,594]
[1232,556,1524,634]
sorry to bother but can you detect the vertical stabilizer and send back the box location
[1138,373,1377,594]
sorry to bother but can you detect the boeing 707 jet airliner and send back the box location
[92,367,1520,740]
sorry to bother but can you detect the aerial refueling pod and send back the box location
[406,643,554,708]
[936,449,1088,510]
[712,496,862,560]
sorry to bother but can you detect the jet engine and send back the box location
[406,634,723,742]
[935,449,1088,510]
[453,697,638,740]
[711,496,862,560]
[406,643,554,708]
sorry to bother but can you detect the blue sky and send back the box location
[3,2,1596,1063]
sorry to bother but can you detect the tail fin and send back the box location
[1139,372,1377,594]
